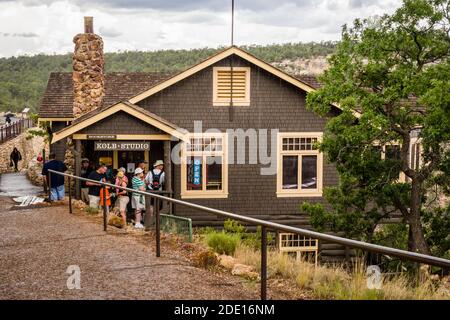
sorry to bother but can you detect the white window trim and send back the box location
[276,132,324,197]
[213,66,250,107]
[181,132,229,199]
[373,141,407,183]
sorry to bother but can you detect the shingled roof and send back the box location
[39,71,321,119]
[39,73,74,118]
[39,72,174,118]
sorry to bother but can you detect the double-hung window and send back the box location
[181,133,228,199]
[277,132,323,197]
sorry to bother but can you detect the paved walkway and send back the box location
[0,203,257,299]
[0,172,42,197]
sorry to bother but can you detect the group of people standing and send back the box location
[80,159,165,229]
[41,154,166,229]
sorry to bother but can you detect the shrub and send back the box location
[196,226,216,235]
[206,231,240,256]
[242,226,275,250]
[224,219,246,235]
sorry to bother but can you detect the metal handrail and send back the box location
[0,118,35,144]
[48,169,450,299]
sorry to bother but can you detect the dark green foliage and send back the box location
[372,224,409,251]
[422,207,450,259]
[304,0,450,254]
[0,42,336,113]
[224,218,246,234]
[206,232,240,255]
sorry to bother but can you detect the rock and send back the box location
[72,199,87,210]
[108,214,124,228]
[231,264,260,280]
[218,254,236,270]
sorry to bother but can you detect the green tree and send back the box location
[0,42,336,113]
[304,0,450,255]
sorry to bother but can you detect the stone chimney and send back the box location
[72,17,105,118]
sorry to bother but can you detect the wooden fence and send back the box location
[0,118,35,144]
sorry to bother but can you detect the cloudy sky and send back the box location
[0,0,401,57]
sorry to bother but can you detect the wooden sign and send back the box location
[94,141,150,151]
[87,134,117,140]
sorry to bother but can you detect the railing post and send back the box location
[102,186,107,231]
[68,176,72,214]
[155,197,161,257]
[42,149,47,194]
[144,194,153,230]
[48,171,52,202]
[261,226,267,300]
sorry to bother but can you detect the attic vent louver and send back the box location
[213,67,250,106]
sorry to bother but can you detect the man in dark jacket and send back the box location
[10,147,22,172]
[42,153,67,201]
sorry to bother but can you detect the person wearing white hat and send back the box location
[131,167,146,229]
[144,160,165,191]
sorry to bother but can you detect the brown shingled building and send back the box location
[39,18,349,261]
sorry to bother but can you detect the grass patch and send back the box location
[233,244,448,300]
[84,206,100,215]
[206,231,240,256]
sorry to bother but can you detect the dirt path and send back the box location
[0,202,258,300]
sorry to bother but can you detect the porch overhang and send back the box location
[51,101,188,143]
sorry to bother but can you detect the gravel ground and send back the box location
[0,201,258,300]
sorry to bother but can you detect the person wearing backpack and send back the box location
[144,160,165,225]
[144,160,165,192]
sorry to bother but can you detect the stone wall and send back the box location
[72,32,104,118]
[0,130,46,183]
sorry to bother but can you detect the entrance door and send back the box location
[117,150,146,181]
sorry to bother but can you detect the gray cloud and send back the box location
[0,32,39,37]
[0,0,401,57]
[2,0,316,12]
[349,0,382,8]
[98,26,122,38]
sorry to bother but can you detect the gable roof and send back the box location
[39,72,174,118]
[128,46,321,104]
[51,101,187,143]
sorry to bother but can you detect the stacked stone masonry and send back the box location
[72,33,105,118]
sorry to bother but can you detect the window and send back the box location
[278,233,319,266]
[213,67,250,106]
[277,133,323,197]
[410,139,421,171]
[375,143,407,182]
[181,133,228,198]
